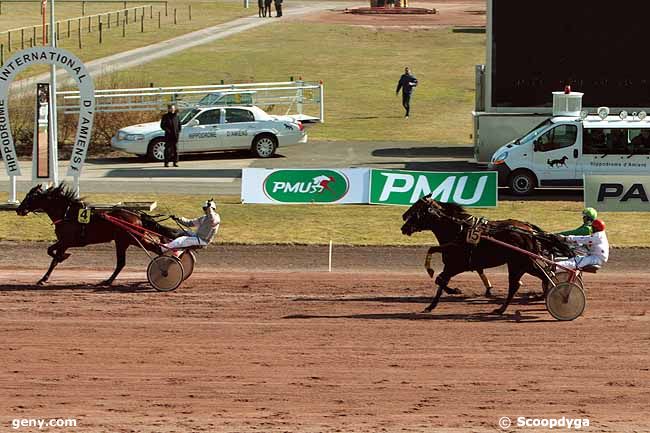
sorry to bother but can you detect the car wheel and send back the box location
[508,170,536,196]
[147,138,166,162]
[252,134,277,158]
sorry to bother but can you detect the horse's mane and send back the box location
[438,201,471,218]
[45,182,85,206]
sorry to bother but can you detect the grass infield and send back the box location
[0,193,646,247]
[107,23,485,144]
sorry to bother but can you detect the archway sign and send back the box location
[0,47,95,199]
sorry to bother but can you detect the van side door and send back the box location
[531,123,580,186]
[580,127,650,176]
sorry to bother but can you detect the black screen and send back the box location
[491,0,650,108]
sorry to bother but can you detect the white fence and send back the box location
[57,81,325,122]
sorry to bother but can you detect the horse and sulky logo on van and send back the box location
[263,169,350,203]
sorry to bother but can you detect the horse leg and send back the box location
[424,246,442,278]
[477,269,494,297]
[423,270,458,313]
[37,242,65,285]
[492,262,525,315]
[99,238,129,286]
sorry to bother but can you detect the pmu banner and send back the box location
[584,174,650,211]
[369,169,498,207]
[241,168,370,204]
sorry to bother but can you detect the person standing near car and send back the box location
[274,0,282,17]
[160,104,181,167]
[396,67,418,119]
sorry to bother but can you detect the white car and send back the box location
[111,105,308,161]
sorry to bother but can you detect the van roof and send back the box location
[552,115,650,128]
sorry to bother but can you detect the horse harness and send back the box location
[53,202,92,240]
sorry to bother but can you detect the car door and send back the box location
[222,108,256,149]
[532,123,580,186]
[180,108,223,152]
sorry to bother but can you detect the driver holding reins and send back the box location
[556,219,609,270]
[162,199,220,255]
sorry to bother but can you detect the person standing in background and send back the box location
[274,0,283,17]
[160,104,181,167]
[396,67,418,119]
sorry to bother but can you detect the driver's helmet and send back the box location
[203,199,217,211]
[582,207,598,222]
[591,219,606,232]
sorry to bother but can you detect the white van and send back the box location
[489,95,650,195]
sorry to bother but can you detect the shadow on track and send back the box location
[284,311,554,323]
[0,281,156,293]
[292,293,546,306]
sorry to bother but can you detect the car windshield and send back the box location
[198,93,220,105]
[179,108,201,125]
[517,118,553,144]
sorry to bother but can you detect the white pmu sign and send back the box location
[0,47,95,177]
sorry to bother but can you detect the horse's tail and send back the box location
[139,212,183,241]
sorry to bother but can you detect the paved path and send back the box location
[1,140,479,195]
[11,2,345,90]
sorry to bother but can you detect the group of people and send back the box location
[258,0,282,18]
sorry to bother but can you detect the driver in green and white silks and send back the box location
[163,199,220,253]
[557,207,597,236]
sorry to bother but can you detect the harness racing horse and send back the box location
[16,184,182,286]
[401,195,569,315]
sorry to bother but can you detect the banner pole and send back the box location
[9,175,18,204]
[49,0,59,187]
[328,240,332,272]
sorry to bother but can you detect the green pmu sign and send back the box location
[263,169,350,203]
[369,169,498,207]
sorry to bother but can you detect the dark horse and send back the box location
[16,184,181,286]
[401,195,569,315]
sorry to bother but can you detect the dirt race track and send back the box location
[1,244,649,433]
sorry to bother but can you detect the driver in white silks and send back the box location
[162,199,220,256]
[556,219,609,270]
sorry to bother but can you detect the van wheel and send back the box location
[147,138,167,162]
[509,170,536,196]
[252,134,277,158]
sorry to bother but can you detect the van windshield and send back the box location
[516,119,553,144]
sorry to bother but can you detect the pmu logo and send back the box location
[598,183,649,201]
[264,170,349,203]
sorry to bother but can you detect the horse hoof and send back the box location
[97,280,113,287]
[491,307,505,315]
[36,280,46,286]
[426,269,434,278]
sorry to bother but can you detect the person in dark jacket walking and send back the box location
[274,0,282,17]
[396,67,418,119]
[160,104,181,167]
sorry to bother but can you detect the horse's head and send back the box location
[16,184,47,216]
[401,195,469,236]
[401,194,445,236]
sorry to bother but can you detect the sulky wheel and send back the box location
[545,282,586,321]
[147,255,184,292]
[179,250,196,281]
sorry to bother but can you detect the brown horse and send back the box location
[16,184,181,286]
[401,195,569,315]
